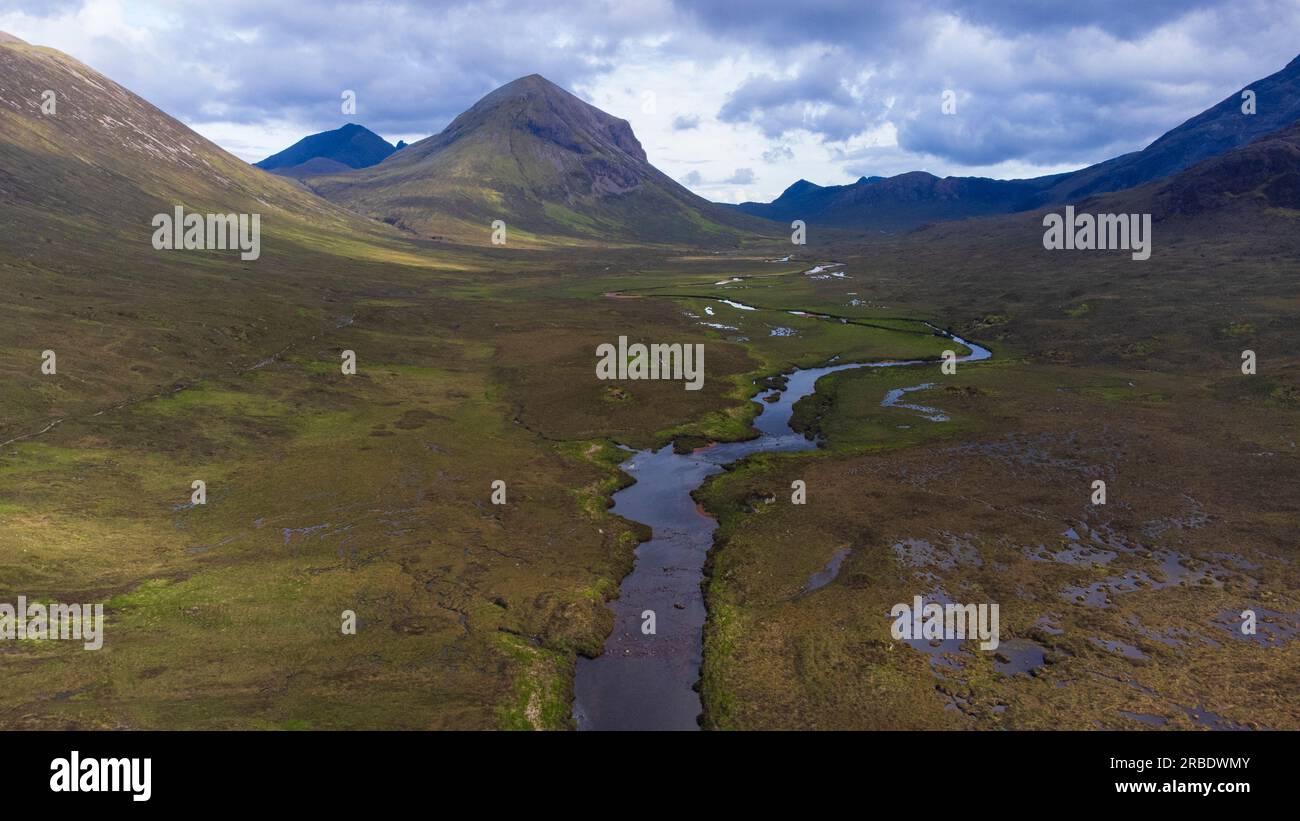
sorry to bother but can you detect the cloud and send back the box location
[704,0,1300,170]
[761,145,794,162]
[723,167,756,184]
[717,51,883,141]
[0,0,673,141]
[1,0,1296,188]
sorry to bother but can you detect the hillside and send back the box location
[305,74,778,245]
[0,30,477,437]
[1094,120,1300,219]
[0,34,378,250]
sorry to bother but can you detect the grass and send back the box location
[693,324,1300,729]
[5,225,1298,731]
[2,73,1298,730]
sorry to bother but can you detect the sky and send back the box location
[3,0,1299,203]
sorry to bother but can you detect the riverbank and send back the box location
[573,318,991,730]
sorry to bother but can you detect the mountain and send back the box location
[305,74,775,245]
[737,52,1300,233]
[255,123,397,177]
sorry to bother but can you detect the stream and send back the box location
[572,300,992,730]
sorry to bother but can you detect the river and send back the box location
[571,301,992,730]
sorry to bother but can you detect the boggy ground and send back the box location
[0,221,943,729]
[3,201,1296,730]
[698,357,1300,729]
[0,230,787,729]
[693,212,1300,730]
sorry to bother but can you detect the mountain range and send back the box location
[732,172,1054,233]
[4,27,1300,251]
[731,53,1300,233]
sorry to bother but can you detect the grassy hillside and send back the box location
[306,75,781,248]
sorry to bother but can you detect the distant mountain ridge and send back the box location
[734,172,1057,232]
[734,52,1300,233]
[256,123,397,177]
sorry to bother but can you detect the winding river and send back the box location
[572,298,992,730]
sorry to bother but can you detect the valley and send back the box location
[6,230,1294,731]
[1,30,1297,733]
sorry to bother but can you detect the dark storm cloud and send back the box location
[676,0,1225,47]
[944,0,1223,39]
[674,0,925,49]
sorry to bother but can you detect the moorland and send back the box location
[1,32,1297,730]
